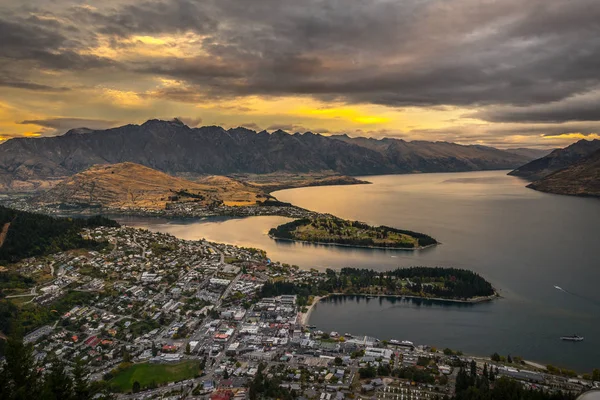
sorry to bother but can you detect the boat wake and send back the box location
[554,285,600,306]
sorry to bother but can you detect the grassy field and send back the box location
[110,361,200,392]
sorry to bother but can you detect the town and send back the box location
[3,225,599,399]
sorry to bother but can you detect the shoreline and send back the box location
[269,235,439,251]
[299,295,324,326]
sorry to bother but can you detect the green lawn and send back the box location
[110,361,200,392]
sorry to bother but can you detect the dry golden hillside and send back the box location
[33,163,267,209]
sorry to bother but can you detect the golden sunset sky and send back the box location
[1,0,600,148]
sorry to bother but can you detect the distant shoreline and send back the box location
[269,234,438,251]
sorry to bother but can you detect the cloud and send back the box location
[175,116,203,127]
[2,0,600,146]
[467,90,600,123]
[18,118,121,135]
[0,77,70,92]
[237,122,261,131]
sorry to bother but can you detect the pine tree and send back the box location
[3,335,41,399]
[42,357,74,400]
[73,358,91,400]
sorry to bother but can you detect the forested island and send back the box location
[268,217,437,249]
[261,267,497,304]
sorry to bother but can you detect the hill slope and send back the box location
[0,119,534,191]
[527,150,600,197]
[33,162,268,209]
[0,206,118,264]
[509,139,600,181]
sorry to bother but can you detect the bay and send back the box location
[116,170,600,371]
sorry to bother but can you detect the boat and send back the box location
[401,340,414,346]
[560,335,584,341]
[389,339,400,344]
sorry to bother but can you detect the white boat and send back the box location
[560,335,584,342]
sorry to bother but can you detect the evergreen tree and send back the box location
[42,357,74,400]
[3,335,41,399]
[72,358,91,400]
[470,360,477,380]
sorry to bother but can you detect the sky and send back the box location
[1,0,600,149]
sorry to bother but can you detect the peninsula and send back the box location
[261,267,497,306]
[268,216,438,249]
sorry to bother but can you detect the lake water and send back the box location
[116,171,600,371]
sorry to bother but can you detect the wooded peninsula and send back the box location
[261,267,497,304]
[268,217,438,249]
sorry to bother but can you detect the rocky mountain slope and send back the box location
[509,139,600,181]
[504,148,553,160]
[527,150,600,197]
[32,162,268,210]
[0,119,535,191]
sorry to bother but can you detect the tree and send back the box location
[490,352,501,362]
[73,358,91,400]
[223,369,229,379]
[132,381,141,393]
[358,364,377,379]
[507,354,513,363]
[592,368,600,381]
[2,335,41,399]
[151,341,158,357]
[185,343,191,355]
[43,357,74,400]
[334,357,343,366]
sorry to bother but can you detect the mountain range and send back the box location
[0,119,541,192]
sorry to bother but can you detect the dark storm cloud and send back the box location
[0,15,113,71]
[467,91,600,123]
[0,77,70,92]
[3,0,600,125]
[70,0,218,38]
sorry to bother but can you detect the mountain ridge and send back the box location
[508,139,600,181]
[526,149,600,198]
[32,162,268,210]
[0,119,536,191]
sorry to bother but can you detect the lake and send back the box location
[116,170,600,371]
